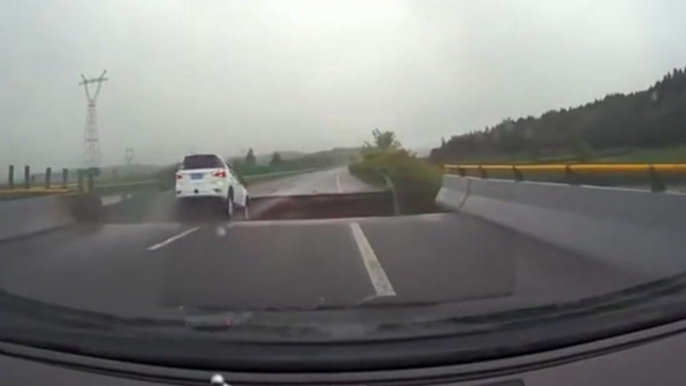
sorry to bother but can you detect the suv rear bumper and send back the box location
[176,187,227,199]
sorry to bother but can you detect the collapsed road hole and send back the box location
[99,191,443,224]
[250,192,396,220]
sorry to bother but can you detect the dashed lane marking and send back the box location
[147,226,201,251]
[336,172,343,193]
[349,222,396,297]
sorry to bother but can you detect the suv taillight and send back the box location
[211,170,227,178]
[175,173,182,180]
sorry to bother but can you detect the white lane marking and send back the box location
[421,214,445,222]
[349,222,396,297]
[336,172,343,193]
[147,226,200,251]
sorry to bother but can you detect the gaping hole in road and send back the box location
[97,190,442,224]
[249,192,397,220]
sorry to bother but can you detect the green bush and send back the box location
[349,150,442,214]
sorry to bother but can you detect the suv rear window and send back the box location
[181,155,224,170]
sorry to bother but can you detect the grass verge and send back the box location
[349,150,442,214]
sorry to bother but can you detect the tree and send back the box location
[364,128,401,152]
[245,148,256,166]
[270,151,282,166]
[430,66,686,163]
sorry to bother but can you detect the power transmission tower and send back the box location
[125,147,135,165]
[79,70,108,168]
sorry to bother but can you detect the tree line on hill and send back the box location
[430,66,686,163]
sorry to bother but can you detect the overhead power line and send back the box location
[79,70,108,168]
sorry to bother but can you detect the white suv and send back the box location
[175,154,249,219]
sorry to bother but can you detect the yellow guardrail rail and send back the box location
[0,186,73,195]
[445,163,686,172]
[0,179,159,198]
[444,163,686,192]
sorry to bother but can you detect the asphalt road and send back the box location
[248,167,382,197]
[0,167,648,320]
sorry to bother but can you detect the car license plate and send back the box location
[191,173,204,180]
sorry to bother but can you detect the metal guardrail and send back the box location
[446,164,686,172]
[0,187,72,194]
[1,175,159,201]
[1,163,317,200]
[444,163,686,192]
[376,169,400,216]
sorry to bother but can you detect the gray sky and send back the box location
[2,0,686,169]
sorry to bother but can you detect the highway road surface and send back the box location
[249,167,382,197]
[0,167,650,320]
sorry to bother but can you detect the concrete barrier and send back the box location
[435,175,470,211]
[0,196,76,242]
[437,175,686,280]
[0,192,118,242]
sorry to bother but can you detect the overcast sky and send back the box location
[2,0,686,169]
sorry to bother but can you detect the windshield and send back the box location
[181,155,224,170]
[2,0,686,374]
